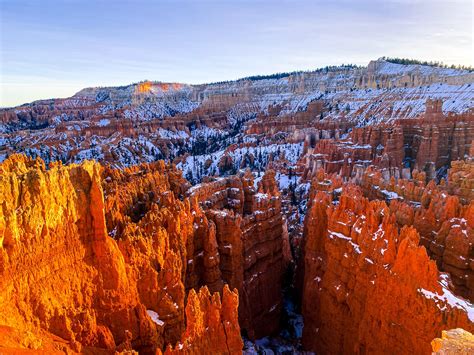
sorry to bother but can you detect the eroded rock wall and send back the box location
[301,185,474,354]
[0,155,243,353]
[188,170,286,339]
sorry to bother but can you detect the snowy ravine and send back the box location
[175,143,303,184]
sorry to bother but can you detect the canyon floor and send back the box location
[1,58,474,354]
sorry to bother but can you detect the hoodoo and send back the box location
[301,186,473,354]
[0,155,242,353]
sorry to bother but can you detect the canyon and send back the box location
[0,58,473,353]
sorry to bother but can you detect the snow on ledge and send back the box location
[147,309,165,326]
[97,118,110,127]
[328,230,363,254]
[418,274,474,322]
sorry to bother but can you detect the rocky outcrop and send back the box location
[359,165,429,203]
[351,101,474,179]
[0,155,243,353]
[0,155,157,352]
[413,194,474,301]
[296,100,473,182]
[356,162,474,302]
[447,146,474,203]
[301,186,474,354]
[165,285,242,354]
[431,328,474,354]
[188,170,286,339]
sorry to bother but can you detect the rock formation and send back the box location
[0,58,473,354]
[0,155,243,353]
[165,285,242,354]
[187,170,286,339]
[431,328,474,354]
[447,144,474,203]
[1,59,473,169]
[301,185,474,354]
[356,164,474,301]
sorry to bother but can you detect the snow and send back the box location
[277,173,291,190]
[324,83,474,126]
[328,230,352,241]
[191,126,226,140]
[158,128,188,139]
[374,60,470,77]
[123,98,199,121]
[328,230,363,254]
[381,189,400,200]
[74,146,104,162]
[213,210,230,217]
[97,118,110,127]
[269,304,278,312]
[372,225,385,241]
[108,135,163,166]
[146,310,165,326]
[177,143,303,184]
[350,241,362,254]
[253,174,263,188]
[418,273,474,322]
[255,193,269,202]
[232,143,303,165]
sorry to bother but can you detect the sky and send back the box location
[0,0,472,107]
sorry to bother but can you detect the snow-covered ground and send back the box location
[123,99,199,121]
[324,83,474,126]
[176,143,303,184]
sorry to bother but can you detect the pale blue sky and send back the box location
[1,0,472,107]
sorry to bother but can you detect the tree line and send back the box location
[382,57,474,71]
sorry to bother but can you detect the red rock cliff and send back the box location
[187,170,286,339]
[302,185,474,354]
[0,155,243,353]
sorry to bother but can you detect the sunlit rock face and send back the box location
[301,185,473,354]
[357,164,474,301]
[0,155,242,353]
[431,328,474,354]
[164,285,242,354]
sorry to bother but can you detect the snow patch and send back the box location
[146,310,165,326]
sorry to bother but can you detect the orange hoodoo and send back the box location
[0,154,243,353]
